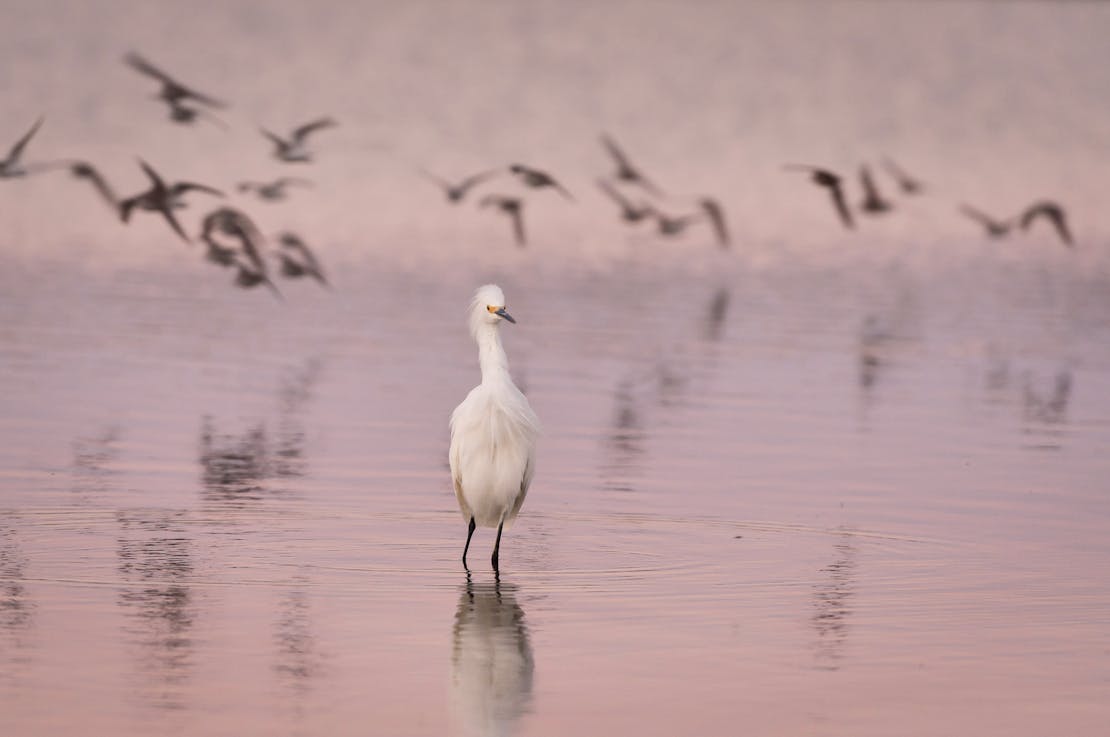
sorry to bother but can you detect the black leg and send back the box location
[491,519,504,572]
[462,517,476,570]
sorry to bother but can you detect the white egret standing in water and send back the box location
[449,285,539,571]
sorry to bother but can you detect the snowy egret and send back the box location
[449,285,539,571]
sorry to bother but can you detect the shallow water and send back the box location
[4,1,1110,735]
[2,253,1110,736]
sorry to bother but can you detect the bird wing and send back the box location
[124,52,177,85]
[172,181,225,198]
[959,204,1002,229]
[1022,205,1074,246]
[1052,212,1074,246]
[137,159,168,192]
[881,156,920,191]
[70,162,120,211]
[260,127,289,148]
[157,201,191,243]
[448,407,472,521]
[597,178,634,210]
[456,169,499,195]
[510,206,526,248]
[124,53,226,107]
[292,117,337,143]
[828,183,854,229]
[601,133,634,169]
[701,199,730,248]
[551,177,575,201]
[418,167,452,192]
[6,116,44,163]
[859,166,879,199]
[510,453,534,520]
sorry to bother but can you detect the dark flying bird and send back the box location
[69,161,121,213]
[1019,200,1073,248]
[124,52,226,122]
[698,197,730,248]
[597,179,652,223]
[119,160,222,243]
[277,232,329,287]
[881,156,924,194]
[508,164,574,200]
[199,207,281,297]
[237,177,313,202]
[958,204,1013,239]
[480,194,526,247]
[600,134,663,195]
[646,205,702,237]
[859,165,893,215]
[260,118,338,163]
[786,165,854,230]
[419,168,499,204]
[0,116,45,178]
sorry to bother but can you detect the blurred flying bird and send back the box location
[646,205,702,237]
[237,177,313,201]
[419,168,499,204]
[260,118,338,163]
[508,164,574,200]
[480,194,526,247]
[0,116,45,178]
[1019,200,1073,248]
[597,179,652,223]
[199,207,281,297]
[277,232,329,287]
[786,165,854,230]
[600,134,662,195]
[958,204,1013,239]
[881,156,924,194]
[859,165,892,215]
[200,207,258,266]
[69,161,120,213]
[118,160,223,242]
[124,52,226,122]
[698,197,730,248]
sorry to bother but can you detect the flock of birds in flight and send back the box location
[0,53,1078,298]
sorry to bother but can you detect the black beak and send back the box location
[495,307,516,324]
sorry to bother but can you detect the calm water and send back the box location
[3,1,1110,736]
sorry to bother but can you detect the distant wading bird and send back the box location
[420,168,499,204]
[786,165,854,230]
[0,116,45,178]
[260,118,338,163]
[1019,200,1073,248]
[124,52,227,124]
[449,285,539,572]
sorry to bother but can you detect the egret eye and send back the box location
[487,305,497,313]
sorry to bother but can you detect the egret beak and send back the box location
[495,307,516,324]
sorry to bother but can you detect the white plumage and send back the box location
[449,284,539,571]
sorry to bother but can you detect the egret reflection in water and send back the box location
[450,577,534,737]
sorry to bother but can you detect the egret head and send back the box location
[470,283,515,336]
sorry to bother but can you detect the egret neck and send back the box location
[475,322,511,385]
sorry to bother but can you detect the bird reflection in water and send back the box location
[0,522,34,688]
[450,575,534,737]
[703,286,731,343]
[1020,367,1073,451]
[273,581,322,727]
[199,359,323,500]
[811,535,858,671]
[116,509,195,711]
[601,377,646,493]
